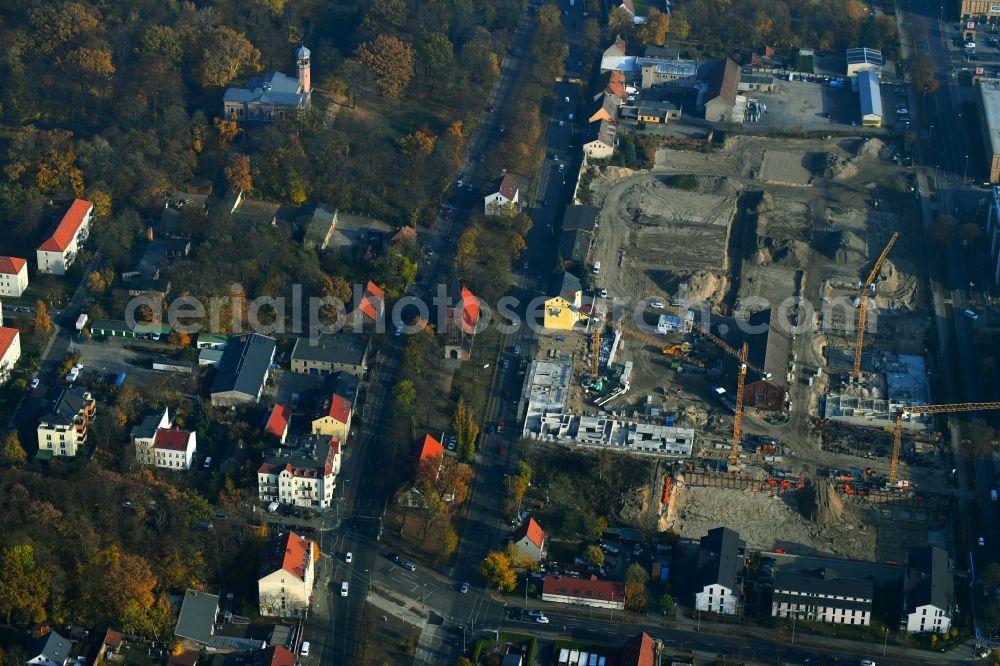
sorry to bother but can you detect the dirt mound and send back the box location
[819,153,859,180]
[675,270,727,304]
[856,137,888,160]
[756,191,776,213]
[755,238,812,268]
[816,229,866,265]
[806,479,845,524]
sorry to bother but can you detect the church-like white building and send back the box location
[223,46,312,122]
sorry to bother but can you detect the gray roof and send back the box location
[906,546,953,611]
[41,388,90,427]
[858,70,882,118]
[562,206,599,233]
[322,371,360,402]
[549,271,583,302]
[291,333,368,366]
[645,45,680,59]
[224,71,307,109]
[638,57,697,78]
[560,228,593,264]
[746,309,790,388]
[697,527,745,592]
[210,334,276,399]
[638,101,679,116]
[772,568,874,611]
[706,58,740,105]
[31,630,70,666]
[587,119,618,149]
[741,74,775,85]
[131,408,169,441]
[175,589,219,645]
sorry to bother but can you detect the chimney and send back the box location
[147,226,154,241]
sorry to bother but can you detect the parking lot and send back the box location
[742,79,883,131]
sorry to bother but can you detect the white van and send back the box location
[267,501,280,513]
[592,261,601,275]
[341,581,349,597]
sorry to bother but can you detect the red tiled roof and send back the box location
[102,629,124,649]
[153,428,193,451]
[322,394,352,424]
[459,286,480,334]
[620,0,635,14]
[542,575,626,601]
[357,281,385,321]
[620,632,656,666]
[0,256,26,275]
[515,517,545,549]
[0,328,19,359]
[280,532,311,578]
[391,226,417,243]
[266,403,291,438]
[38,199,93,252]
[418,434,444,461]
[498,174,519,201]
[265,646,295,666]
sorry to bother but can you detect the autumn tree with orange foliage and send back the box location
[225,154,253,192]
[357,34,415,98]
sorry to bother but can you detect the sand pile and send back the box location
[807,479,846,524]
[755,238,812,268]
[817,229,867,265]
[677,270,727,304]
[855,137,888,160]
[823,155,859,180]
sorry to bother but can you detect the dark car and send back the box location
[351,517,360,529]
[302,526,317,534]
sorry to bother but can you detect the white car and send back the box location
[650,300,664,309]
[963,308,979,320]
[535,615,550,624]
[860,660,875,666]
[460,582,470,594]
[30,378,39,389]
[979,536,986,546]
[341,581,349,597]
[345,552,353,564]
[300,642,310,657]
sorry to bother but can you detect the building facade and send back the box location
[258,531,315,617]
[310,394,352,440]
[0,256,28,297]
[771,569,874,626]
[291,333,370,376]
[257,436,340,509]
[541,576,626,610]
[544,272,583,330]
[0,327,21,385]
[37,388,96,457]
[223,47,312,122]
[901,546,953,634]
[131,408,172,466]
[694,527,745,615]
[152,428,197,470]
[511,518,547,561]
[962,0,1000,20]
[36,199,94,275]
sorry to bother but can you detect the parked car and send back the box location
[460,582,470,594]
[401,560,417,572]
[963,308,979,320]
[346,552,353,563]
[300,642,310,657]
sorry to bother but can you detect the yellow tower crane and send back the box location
[853,232,899,379]
[889,401,1000,486]
[729,342,749,469]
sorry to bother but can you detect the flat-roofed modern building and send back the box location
[845,48,883,76]
[979,79,1000,183]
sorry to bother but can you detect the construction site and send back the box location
[521,132,983,559]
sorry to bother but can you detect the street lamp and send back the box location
[964,154,970,185]
[882,626,890,655]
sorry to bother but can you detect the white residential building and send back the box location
[484,174,520,215]
[901,546,953,634]
[0,327,21,385]
[694,527,745,615]
[130,408,172,466]
[36,388,96,457]
[257,435,340,509]
[258,531,315,617]
[36,199,94,275]
[771,568,874,626]
[0,257,29,297]
[152,428,197,470]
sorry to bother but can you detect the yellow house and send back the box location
[311,393,352,440]
[544,272,583,330]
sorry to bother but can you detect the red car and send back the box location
[498,446,506,456]
[442,211,450,220]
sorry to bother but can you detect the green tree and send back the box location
[584,545,605,567]
[659,593,677,616]
[480,550,517,591]
[0,544,51,624]
[625,563,650,609]
[909,52,939,94]
[357,34,415,98]
[453,397,479,463]
[1,432,27,468]
[197,27,261,88]
[393,379,417,421]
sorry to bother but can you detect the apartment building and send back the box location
[257,435,340,509]
[37,388,96,457]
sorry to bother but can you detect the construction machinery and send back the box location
[852,232,899,379]
[615,323,704,367]
[889,401,1000,485]
[729,342,749,468]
